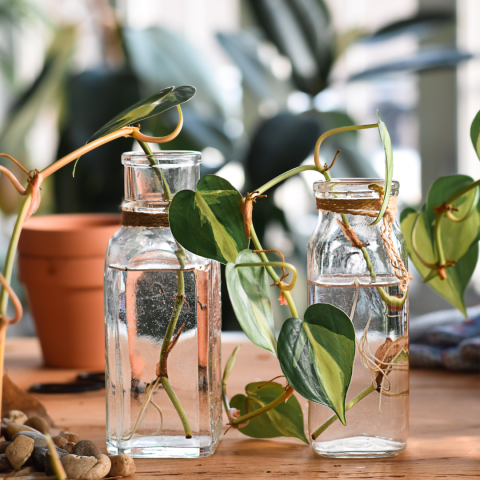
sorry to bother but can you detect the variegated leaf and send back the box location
[169,175,249,264]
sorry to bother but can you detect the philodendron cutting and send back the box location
[168,111,411,448]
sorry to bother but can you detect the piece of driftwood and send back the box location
[1,374,54,427]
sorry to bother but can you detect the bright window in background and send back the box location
[324,0,421,207]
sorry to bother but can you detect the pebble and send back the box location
[73,440,101,458]
[64,442,75,454]
[45,447,69,476]
[80,454,111,480]
[0,441,11,454]
[11,465,35,477]
[12,431,47,450]
[6,423,39,439]
[0,453,12,472]
[3,411,27,425]
[108,454,136,477]
[1,423,8,439]
[52,436,68,448]
[32,448,48,472]
[6,435,34,470]
[60,432,80,443]
[61,454,96,480]
[24,417,49,435]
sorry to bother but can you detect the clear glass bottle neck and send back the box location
[121,151,201,214]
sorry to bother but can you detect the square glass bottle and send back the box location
[104,151,222,458]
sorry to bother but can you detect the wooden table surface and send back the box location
[4,337,480,479]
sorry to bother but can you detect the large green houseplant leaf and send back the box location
[277,303,355,425]
[169,175,249,264]
[226,250,277,356]
[230,382,308,443]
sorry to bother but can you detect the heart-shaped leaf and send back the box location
[277,303,355,425]
[88,85,196,142]
[400,206,478,315]
[169,175,249,264]
[230,382,308,444]
[470,109,480,160]
[226,250,277,355]
[372,110,394,225]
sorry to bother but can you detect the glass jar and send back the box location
[104,151,222,459]
[307,178,409,458]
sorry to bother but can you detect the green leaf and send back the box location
[470,109,480,160]
[400,207,478,315]
[424,175,480,256]
[225,250,277,356]
[88,85,196,143]
[169,175,249,264]
[372,110,394,225]
[277,304,355,425]
[230,382,308,444]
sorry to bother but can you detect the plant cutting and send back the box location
[0,86,199,443]
[168,110,411,457]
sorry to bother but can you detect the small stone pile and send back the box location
[0,410,136,479]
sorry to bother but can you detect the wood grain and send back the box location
[4,338,480,479]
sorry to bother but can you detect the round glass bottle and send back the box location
[104,151,222,459]
[307,178,409,458]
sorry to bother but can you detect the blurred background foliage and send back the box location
[0,0,478,331]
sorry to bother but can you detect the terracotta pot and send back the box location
[18,214,121,368]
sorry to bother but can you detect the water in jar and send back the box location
[308,274,409,458]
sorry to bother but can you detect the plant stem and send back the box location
[0,190,32,412]
[444,178,480,204]
[314,124,378,171]
[433,212,446,267]
[256,165,322,195]
[249,226,298,318]
[160,377,192,438]
[311,384,376,440]
[137,141,172,203]
[41,127,137,178]
[232,385,294,426]
[235,261,297,290]
[136,139,190,438]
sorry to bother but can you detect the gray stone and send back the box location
[11,431,47,450]
[32,448,48,472]
[73,440,101,458]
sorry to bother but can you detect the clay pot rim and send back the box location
[21,213,121,232]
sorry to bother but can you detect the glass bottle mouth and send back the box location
[122,150,202,167]
[314,178,399,198]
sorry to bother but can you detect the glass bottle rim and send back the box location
[314,177,399,197]
[122,150,201,166]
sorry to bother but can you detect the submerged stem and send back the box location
[161,377,192,438]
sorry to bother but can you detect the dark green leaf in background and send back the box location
[88,85,196,143]
[278,303,355,425]
[169,175,248,264]
[230,382,308,443]
[226,250,277,356]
